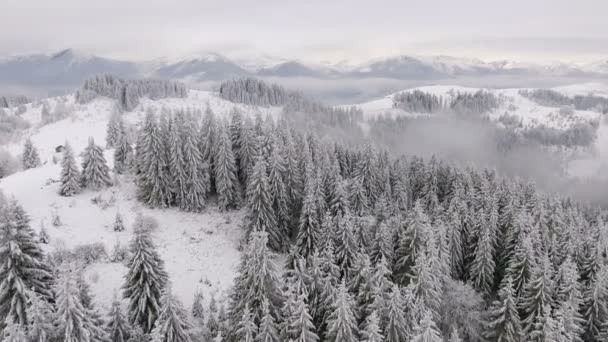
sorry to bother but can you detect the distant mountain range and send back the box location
[1,48,607,96]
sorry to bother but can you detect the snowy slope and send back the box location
[350,84,603,128]
[0,89,280,313]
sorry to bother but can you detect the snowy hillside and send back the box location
[348,83,608,179]
[0,89,280,313]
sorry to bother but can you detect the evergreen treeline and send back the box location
[449,90,500,116]
[520,89,608,113]
[218,78,362,128]
[0,95,31,108]
[76,74,188,111]
[392,89,500,116]
[392,90,446,113]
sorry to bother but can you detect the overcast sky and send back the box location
[2,0,607,63]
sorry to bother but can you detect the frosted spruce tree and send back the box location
[81,137,112,189]
[236,305,257,342]
[22,137,41,169]
[288,293,319,342]
[267,137,290,251]
[412,309,443,342]
[214,123,240,211]
[384,285,409,342]
[469,212,496,295]
[26,290,54,342]
[150,287,192,342]
[54,267,107,342]
[256,298,279,342]
[360,311,384,342]
[123,225,168,333]
[237,119,259,187]
[485,277,522,342]
[295,176,319,259]
[326,281,359,342]
[136,110,173,207]
[168,112,188,207]
[108,293,131,342]
[113,130,133,174]
[59,142,81,196]
[106,109,125,148]
[395,201,431,285]
[246,156,278,249]
[229,231,283,337]
[0,201,53,327]
[182,114,209,212]
[199,106,217,193]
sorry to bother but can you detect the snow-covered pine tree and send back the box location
[114,129,133,174]
[123,225,168,333]
[199,106,217,193]
[326,281,359,342]
[191,291,205,322]
[409,245,442,318]
[151,287,192,342]
[182,113,209,212]
[257,298,279,342]
[412,308,443,342]
[384,285,409,342]
[229,108,243,171]
[107,109,125,148]
[504,213,537,297]
[113,212,125,232]
[22,137,41,169]
[484,277,522,342]
[519,254,553,334]
[168,111,188,207]
[59,142,81,196]
[447,326,462,342]
[288,293,319,342]
[360,310,384,342]
[267,136,290,250]
[26,290,54,342]
[334,211,359,280]
[469,212,496,294]
[237,119,259,187]
[136,110,173,207]
[108,293,131,342]
[81,137,112,189]
[581,265,608,342]
[296,175,320,259]
[281,126,303,234]
[246,156,279,249]
[229,231,283,336]
[395,200,430,285]
[0,201,53,327]
[214,123,240,211]
[54,267,105,342]
[236,304,257,342]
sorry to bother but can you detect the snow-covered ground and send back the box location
[0,89,280,313]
